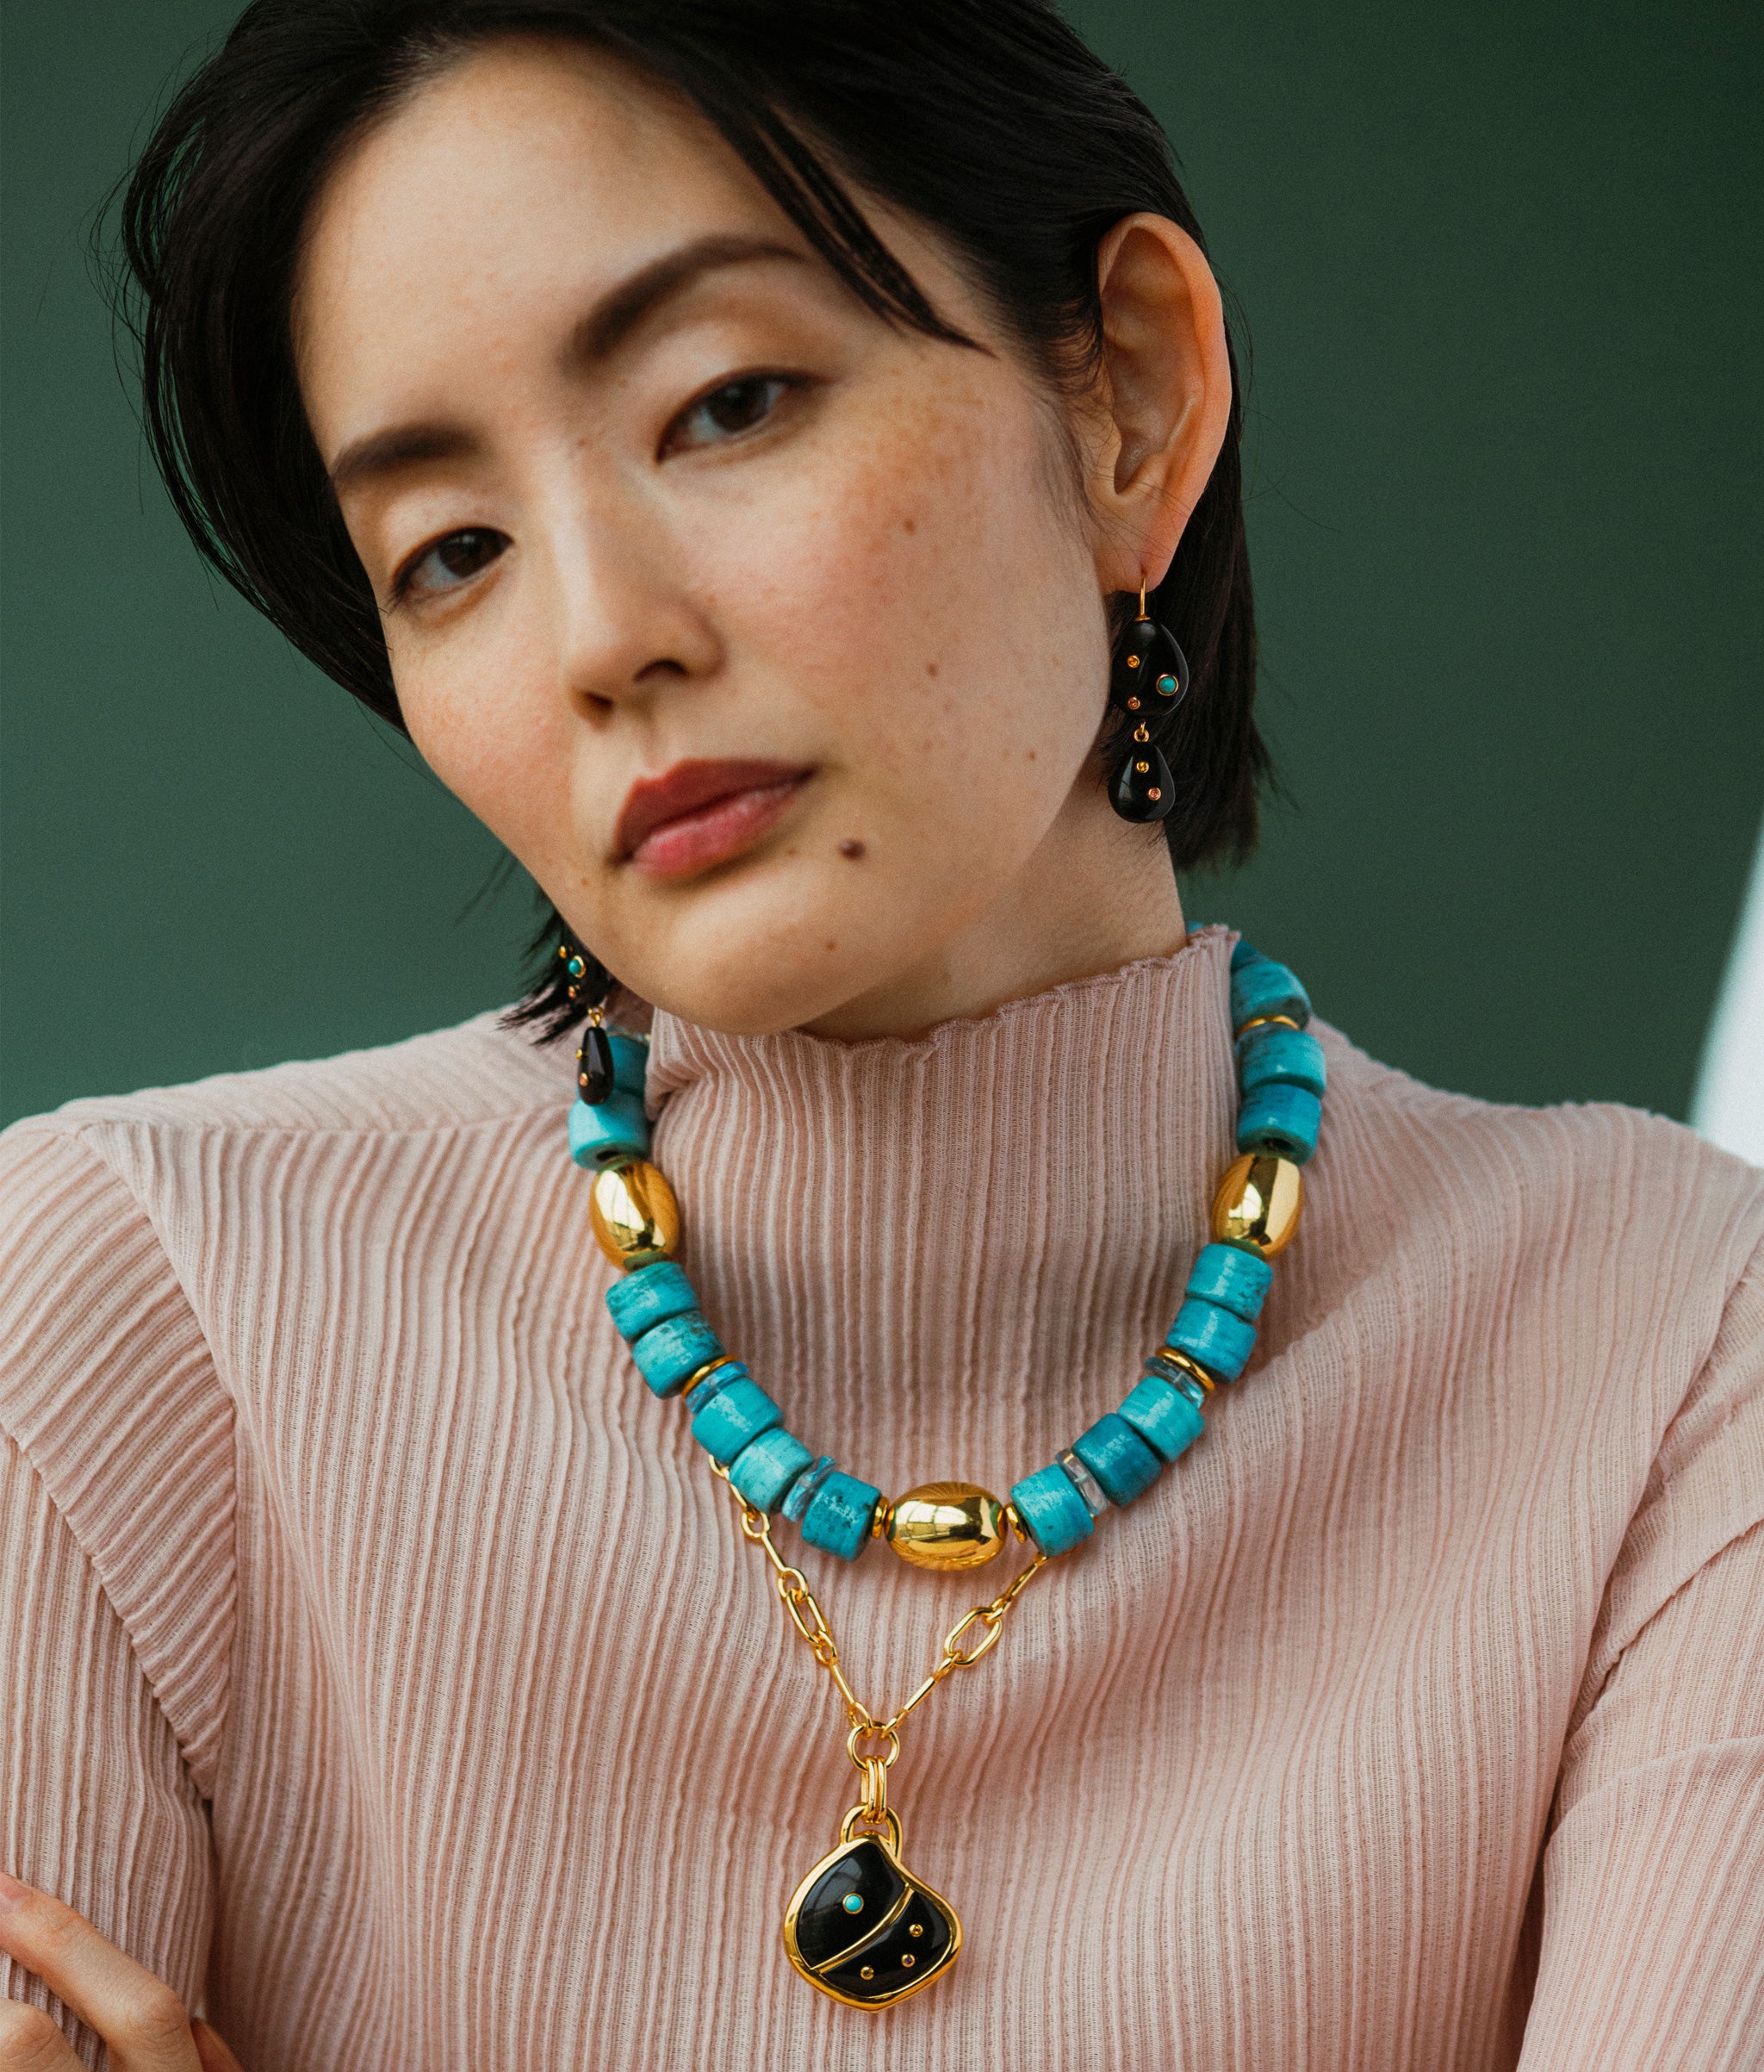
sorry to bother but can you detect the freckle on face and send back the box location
[838,838,866,859]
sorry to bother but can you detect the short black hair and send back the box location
[119,0,1265,1039]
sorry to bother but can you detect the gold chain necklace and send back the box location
[560,936,1320,2006]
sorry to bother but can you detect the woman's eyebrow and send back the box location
[562,231,809,370]
[326,233,809,495]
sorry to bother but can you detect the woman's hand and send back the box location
[0,1872,243,2070]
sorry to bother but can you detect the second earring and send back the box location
[1108,583,1189,824]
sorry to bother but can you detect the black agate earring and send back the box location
[1107,579,1189,824]
[557,938,616,1102]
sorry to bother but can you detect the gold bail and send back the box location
[1137,576,1148,619]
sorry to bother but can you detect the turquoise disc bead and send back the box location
[728,1427,816,1512]
[1230,938,1265,973]
[630,1310,725,1397]
[782,1457,835,1522]
[1071,1411,1163,1506]
[689,1376,785,1465]
[1166,1295,1257,1381]
[1235,1024,1326,1100]
[684,1360,749,1414]
[1118,1374,1205,1463]
[1236,1083,1322,1166]
[1229,957,1312,1033]
[800,1471,882,1560]
[607,1031,649,1098]
[1185,1241,1272,1321]
[1009,1463,1096,1557]
[605,1260,698,1342]
[568,1091,650,1168]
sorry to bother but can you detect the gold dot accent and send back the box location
[902,1954,916,1969]
[909,1923,923,1938]
[1134,760,1149,773]
[1127,654,1140,668]
[1148,787,1162,800]
[860,1965,874,1980]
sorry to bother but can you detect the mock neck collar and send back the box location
[638,925,1239,1495]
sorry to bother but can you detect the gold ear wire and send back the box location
[1137,576,1148,619]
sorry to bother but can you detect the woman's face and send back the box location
[295,39,1184,1036]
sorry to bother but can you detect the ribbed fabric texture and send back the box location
[3,925,1761,2070]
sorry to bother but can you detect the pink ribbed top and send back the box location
[3,927,1762,2069]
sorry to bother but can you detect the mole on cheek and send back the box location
[837,838,866,860]
[926,661,939,678]
[824,939,838,952]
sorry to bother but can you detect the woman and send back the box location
[2,3,1759,2066]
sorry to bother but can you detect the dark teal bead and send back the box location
[630,1310,725,1397]
[1229,958,1311,1033]
[568,1092,649,1168]
[729,1427,816,1511]
[605,1260,698,1342]
[1071,1411,1163,1506]
[1235,1024,1326,1100]
[1185,1241,1272,1322]
[683,1360,749,1414]
[1118,1374,1206,1463]
[1236,1084,1322,1166]
[689,1376,785,1465]
[801,1471,882,1560]
[1166,1296,1257,1381]
[1229,938,1265,973]
[1009,1463,1096,1557]
[608,1031,649,1098]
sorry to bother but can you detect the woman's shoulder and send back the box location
[0,1003,573,1158]
[1309,1017,1764,1355]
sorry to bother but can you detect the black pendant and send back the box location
[576,1024,615,1105]
[783,1826,961,2007]
[1111,735,1176,823]
[1109,613,1189,718]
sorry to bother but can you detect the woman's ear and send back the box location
[1084,212,1233,594]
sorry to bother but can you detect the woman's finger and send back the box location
[0,1998,84,2069]
[0,1872,202,2071]
[189,2021,246,2072]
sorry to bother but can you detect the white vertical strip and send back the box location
[1692,815,1764,1166]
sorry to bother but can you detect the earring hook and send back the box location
[1137,576,1148,620]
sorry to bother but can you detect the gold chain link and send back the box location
[711,1459,1053,1751]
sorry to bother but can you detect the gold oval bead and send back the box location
[886,1482,1008,1571]
[1211,1152,1303,1259]
[589,1155,681,1267]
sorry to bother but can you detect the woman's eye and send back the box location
[397,527,508,601]
[667,374,795,453]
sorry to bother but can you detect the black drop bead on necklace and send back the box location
[576,1022,617,1106]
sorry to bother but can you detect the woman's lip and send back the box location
[626,772,811,879]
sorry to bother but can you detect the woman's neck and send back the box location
[800,785,1186,1043]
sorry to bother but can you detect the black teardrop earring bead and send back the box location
[1109,585,1190,722]
[1111,723,1176,823]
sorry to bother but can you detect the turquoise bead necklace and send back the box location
[562,938,1325,2007]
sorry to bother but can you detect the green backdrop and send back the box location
[3,1,1761,1129]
